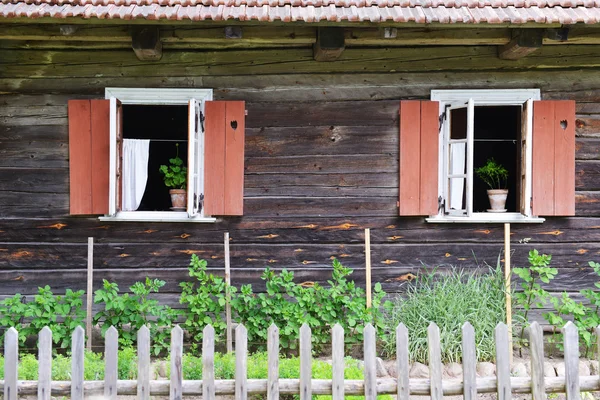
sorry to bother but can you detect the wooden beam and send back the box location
[131,26,162,61]
[313,27,345,61]
[498,29,544,60]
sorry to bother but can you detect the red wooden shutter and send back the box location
[68,99,110,215]
[532,100,575,216]
[204,101,245,216]
[399,100,439,216]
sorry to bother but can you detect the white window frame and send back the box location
[99,88,216,223]
[427,89,545,224]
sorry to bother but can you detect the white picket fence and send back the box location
[0,321,597,399]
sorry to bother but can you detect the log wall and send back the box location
[1,34,600,322]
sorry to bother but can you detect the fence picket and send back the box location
[396,323,410,400]
[300,324,312,400]
[105,326,118,400]
[71,326,85,400]
[428,323,443,400]
[236,324,248,400]
[38,327,52,400]
[563,322,580,400]
[137,325,151,400]
[332,324,344,400]
[364,324,377,400]
[528,322,546,400]
[495,323,511,400]
[267,324,280,400]
[4,327,18,400]
[203,325,216,400]
[461,322,477,400]
[170,325,183,400]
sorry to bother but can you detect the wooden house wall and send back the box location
[1,36,600,320]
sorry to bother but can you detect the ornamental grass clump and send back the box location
[475,158,508,189]
[382,266,506,363]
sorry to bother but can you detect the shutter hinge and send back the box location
[195,193,204,214]
[438,104,450,134]
[199,110,205,133]
[438,196,445,213]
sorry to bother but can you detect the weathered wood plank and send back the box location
[396,323,410,400]
[137,325,151,400]
[104,326,118,400]
[331,324,344,400]
[4,327,18,400]
[299,324,311,400]
[38,327,52,400]
[267,325,279,400]
[235,324,248,400]
[528,322,546,400]
[427,323,443,400]
[363,323,376,400]
[203,325,215,400]
[461,322,477,400]
[563,322,580,400]
[71,326,85,400]
[0,168,68,192]
[495,323,511,400]
[170,325,184,400]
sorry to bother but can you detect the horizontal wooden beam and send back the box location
[498,29,544,60]
[1,25,600,48]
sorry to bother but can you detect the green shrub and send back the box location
[382,266,506,363]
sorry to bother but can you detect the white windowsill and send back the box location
[426,213,545,224]
[99,211,217,223]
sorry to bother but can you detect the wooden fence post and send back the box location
[364,324,376,400]
[300,324,312,400]
[563,322,580,400]
[332,324,344,400]
[105,326,118,400]
[4,327,18,400]
[137,325,151,400]
[396,323,410,400]
[365,228,372,308]
[462,322,477,400]
[528,322,546,400]
[225,232,232,354]
[267,325,280,400]
[203,325,216,400]
[495,323,511,400]
[170,325,184,400]
[428,323,443,400]
[38,327,52,400]
[236,324,248,400]
[71,326,85,400]
[87,237,94,351]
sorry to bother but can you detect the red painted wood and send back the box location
[224,101,245,216]
[399,101,422,216]
[68,100,93,215]
[553,100,576,216]
[419,101,439,215]
[90,100,110,215]
[532,101,556,216]
[204,101,227,216]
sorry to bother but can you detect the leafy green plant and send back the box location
[94,278,177,355]
[159,143,187,190]
[179,255,229,353]
[475,158,508,189]
[382,266,506,363]
[513,249,556,346]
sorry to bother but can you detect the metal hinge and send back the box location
[438,196,445,213]
[199,111,205,133]
[438,104,451,133]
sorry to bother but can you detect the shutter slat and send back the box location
[204,101,227,216]
[532,100,575,216]
[68,99,109,215]
[204,101,245,216]
[399,100,439,216]
[224,101,245,216]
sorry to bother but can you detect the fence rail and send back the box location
[1,321,597,399]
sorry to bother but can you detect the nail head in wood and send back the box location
[132,27,162,61]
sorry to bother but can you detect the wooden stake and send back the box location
[225,232,232,354]
[86,237,93,351]
[504,223,513,364]
[365,228,372,309]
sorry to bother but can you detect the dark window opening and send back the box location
[473,106,522,213]
[122,105,188,211]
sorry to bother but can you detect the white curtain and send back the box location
[449,143,466,210]
[122,139,150,211]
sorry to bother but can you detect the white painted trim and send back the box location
[523,98,534,217]
[426,213,545,224]
[100,211,217,223]
[105,88,213,104]
[431,89,541,104]
[466,98,474,216]
[108,96,118,217]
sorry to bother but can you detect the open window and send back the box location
[68,88,245,222]
[398,90,575,223]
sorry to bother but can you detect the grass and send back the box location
[382,265,506,363]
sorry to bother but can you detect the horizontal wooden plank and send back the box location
[0,141,67,168]
[0,105,67,126]
[245,155,397,174]
[576,161,600,190]
[0,124,68,141]
[575,116,600,137]
[576,137,600,159]
[3,46,600,79]
[0,168,68,193]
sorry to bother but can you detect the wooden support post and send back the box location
[86,237,93,351]
[498,29,543,60]
[132,27,162,61]
[225,232,233,354]
[313,27,345,62]
[365,228,372,309]
[504,223,513,364]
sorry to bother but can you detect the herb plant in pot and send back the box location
[159,144,187,210]
[475,158,509,212]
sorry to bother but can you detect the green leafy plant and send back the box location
[513,249,556,347]
[475,158,508,189]
[159,143,187,190]
[382,265,506,363]
[179,255,229,353]
[94,278,177,355]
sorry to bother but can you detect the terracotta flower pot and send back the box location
[487,189,508,212]
[169,189,187,209]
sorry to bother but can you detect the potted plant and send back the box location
[159,144,187,210]
[475,158,509,212]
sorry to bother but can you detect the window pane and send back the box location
[450,107,467,140]
[448,177,466,211]
[448,142,466,176]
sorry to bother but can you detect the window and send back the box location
[398,90,576,222]
[67,88,245,222]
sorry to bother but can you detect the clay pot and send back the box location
[169,189,187,209]
[487,189,508,212]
